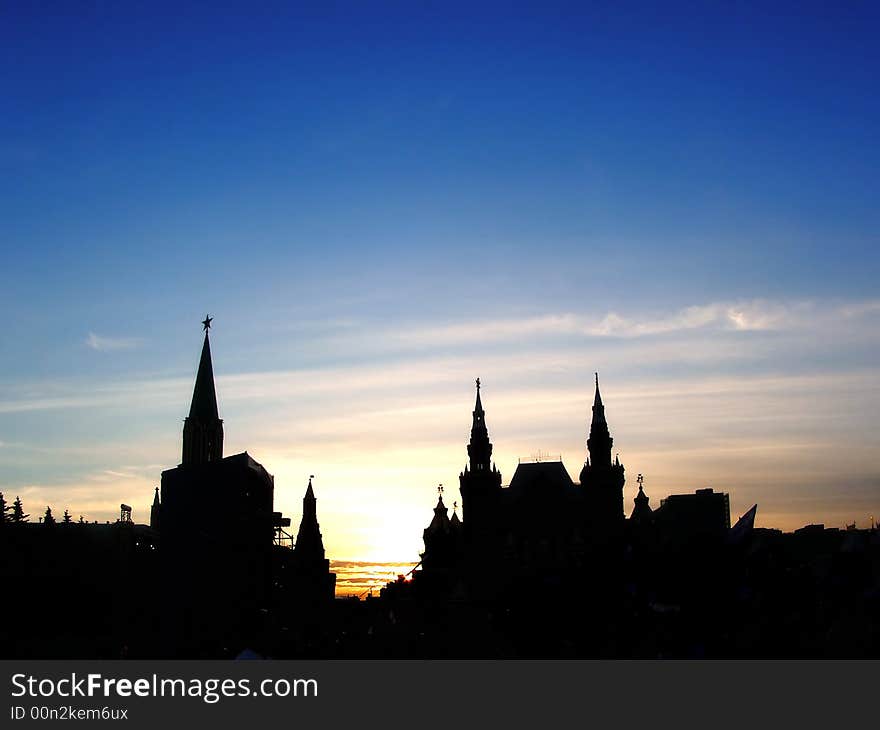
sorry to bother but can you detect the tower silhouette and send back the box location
[160,317,275,656]
[181,318,224,465]
[631,474,652,524]
[579,374,625,523]
[587,373,612,468]
[294,478,326,565]
[419,375,631,599]
[421,492,451,571]
[150,487,160,530]
[289,478,336,607]
[458,379,502,547]
[467,378,492,471]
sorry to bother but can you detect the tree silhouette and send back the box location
[44,506,56,525]
[78,515,85,525]
[0,492,9,524]
[11,496,28,523]
[62,509,72,524]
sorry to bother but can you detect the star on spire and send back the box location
[202,315,213,332]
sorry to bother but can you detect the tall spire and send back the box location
[290,476,336,603]
[467,377,493,471]
[150,486,161,530]
[182,316,224,465]
[592,372,606,425]
[294,476,325,562]
[587,371,612,469]
[188,330,219,421]
[459,380,502,534]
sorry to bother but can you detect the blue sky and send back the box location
[1,2,879,572]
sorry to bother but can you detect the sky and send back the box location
[1,2,879,590]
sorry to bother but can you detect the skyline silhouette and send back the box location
[2,319,877,659]
[1,2,879,599]
[1,318,876,597]
[0,0,880,562]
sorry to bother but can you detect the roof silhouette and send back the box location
[507,461,575,497]
[591,372,606,425]
[188,331,219,421]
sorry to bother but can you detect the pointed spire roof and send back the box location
[467,378,494,471]
[150,486,161,529]
[592,372,606,424]
[631,474,652,523]
[294,476,325,561]
[188,327,219,422]
[302,476,317,519]
[585,371,613,470]
[472,377,486,430]
[470,379,488,435]
[426,494,451,535]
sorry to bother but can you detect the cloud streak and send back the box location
[2,296,879,561]
[376,297,878,345]
[85,332,144,352]
[0,297,877,418]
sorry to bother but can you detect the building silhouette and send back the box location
[181,317,224,465]
[630,475,652,524]
[1,322,879,659]
[150,487,161,531]
[157,318,334,655]
[579,373,626,526]
[289,478,336,606]
[653,487,731,542]
[421,376,634,599]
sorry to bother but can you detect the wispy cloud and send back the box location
[85,332,143,352]
[297,297,877,358]
[590,299,813,336]
[1,297,877,417]
[378,298,864,346]
[102,469,138,479]
[0,376,188,414]
[3,296,879,560]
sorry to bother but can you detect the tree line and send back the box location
[0,492,85,525]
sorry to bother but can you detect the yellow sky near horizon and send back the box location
[9,367,878,566]
[4,298,880,571]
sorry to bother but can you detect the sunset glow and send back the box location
[2,3,878,587]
